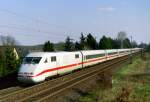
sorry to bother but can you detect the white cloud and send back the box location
[98,7,116,12]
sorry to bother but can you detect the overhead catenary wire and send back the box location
[0,31,68,45]
[0,9,89,44]
[0,9,80,40]
[0,24,72,37]
[0,31,69,41]
[0,9,73,32]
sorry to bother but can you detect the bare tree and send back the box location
[0,35,18,46]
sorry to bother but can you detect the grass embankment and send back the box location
[78,53,150,102]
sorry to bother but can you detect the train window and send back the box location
[75,54,79,59]
[23,57,32,64]
[44,58,48,63]
[51,56,56,62]
[86,54,105,59]
[84,56,86,60]
[23,57,42,64]
[32,57,42,64]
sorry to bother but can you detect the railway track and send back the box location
[0,53,139,102]
[0,83,33,98]
[0,87,22,97]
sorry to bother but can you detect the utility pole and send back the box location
[69,37,75,51]
[130,36,133,64]
[121,39,123,49]
[130,36,132,48]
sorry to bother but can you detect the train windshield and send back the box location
[23,57,42,64]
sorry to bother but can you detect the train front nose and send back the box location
[18,72,44,83]
[18,72,34,83]
[18,64,37,83]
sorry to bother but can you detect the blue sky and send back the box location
[0,0,150,45]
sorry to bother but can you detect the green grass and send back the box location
[78,53,150,102]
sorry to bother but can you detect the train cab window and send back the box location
[32,57,42,64]
[23,57,42,64]
[75,54,79,59]
[51,56,56,62]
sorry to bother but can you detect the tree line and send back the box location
[0,32,149,77]
[43,31,138,52]
[138,42,150,52]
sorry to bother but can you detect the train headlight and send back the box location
[23,72,33,76]
[18,72,23,75]
[30,72,33,75]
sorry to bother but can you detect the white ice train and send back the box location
[18,48,141,83]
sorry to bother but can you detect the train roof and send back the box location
[26,51,82,57]
[26,50,107,57]
[25,48,139,57]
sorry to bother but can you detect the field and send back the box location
[78,53,150,102]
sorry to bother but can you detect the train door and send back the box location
[79,51,84,68]
[49,56,58,76]
[75,53,82,69]
[57,54,70,75]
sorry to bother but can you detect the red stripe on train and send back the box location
[31,56,107,77]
